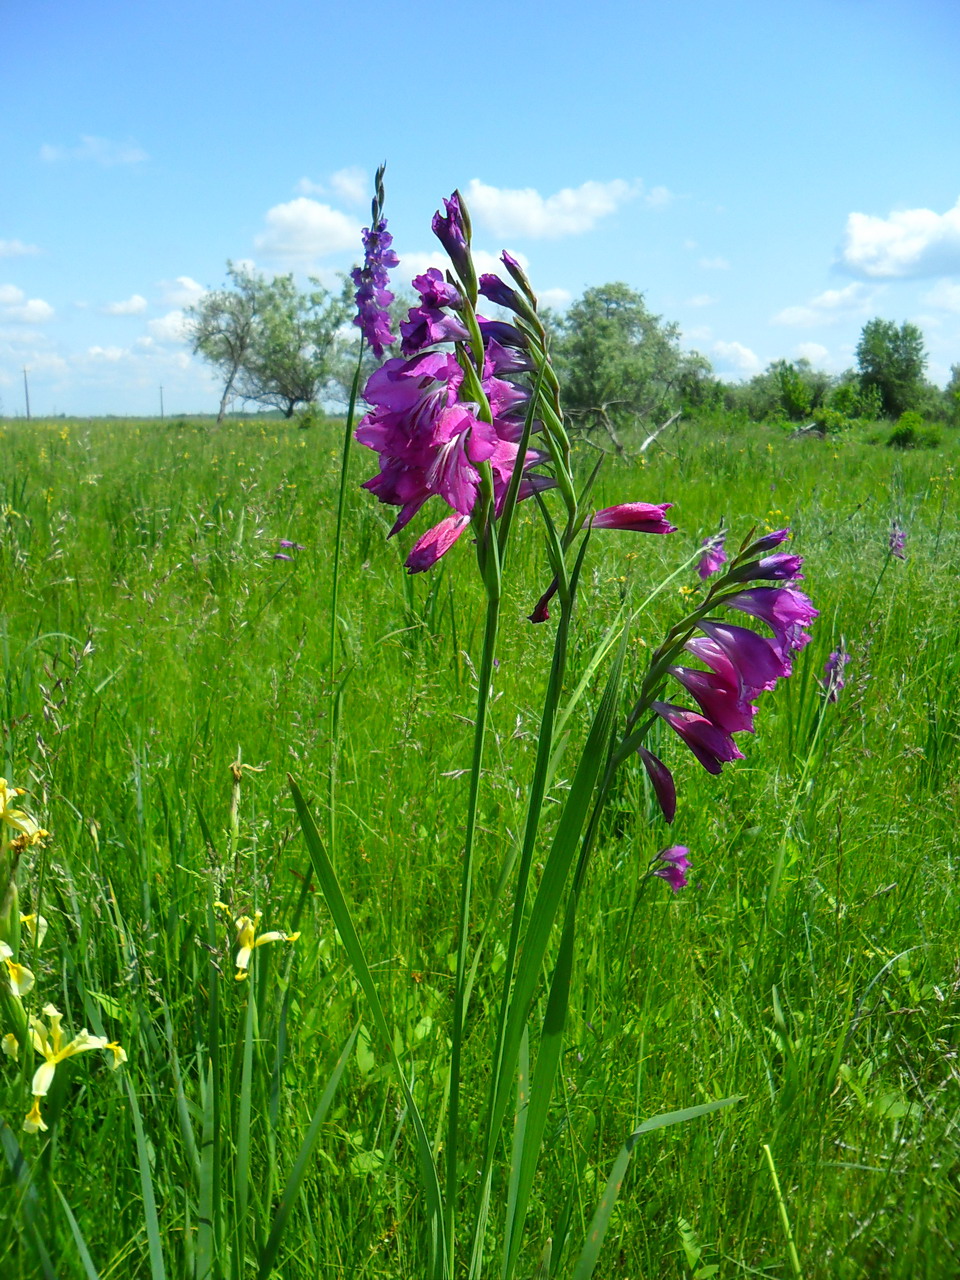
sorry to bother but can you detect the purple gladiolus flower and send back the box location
[638,746,677,823]
[890,523,906,560]
[412,268,462,311]
[697,620,791,692]
[590,503,677,535]
[432,192,471,282]
[724,587,818,659]
[698,533,727,580]
[278,539,306,550]
[479,273,524,314]
[351,220,399,359]
[746,527,792,554]
[653,701,745,775]
[731,552,804,582]
[528,575,559,624]
[651,845,691,893]
[667,665,757,735]
[405,513,471,574]
[821,647,851,702]
[273,552,294,562]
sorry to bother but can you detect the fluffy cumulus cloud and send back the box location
[254,198,361,264]
[922,279,960,313]
[464,178,646,238]
[148,310,189,343]
[0,239,40,258]
[712,340,760,375]
[103,294,147,316]
[40,135,148,166]
[795,342,831,366]
[296,167,369,205]
[161,276,206,307]
[772,282,874,327]
[397,248,531,283]
[0,284,54,323]
[840,196,960,279]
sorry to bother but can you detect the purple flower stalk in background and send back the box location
[651,845,692,893]
[698,532,727,580]
[890,522,906,560]
[351,220,399,359]
[821,647,851,702]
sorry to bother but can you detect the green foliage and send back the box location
[187,265,351,420]
[728,358,833,422]
[887,410,943,449]
[856,317,927,417]
[552,283,693,450]
[1,414,959,1278]
[829,376,883,421]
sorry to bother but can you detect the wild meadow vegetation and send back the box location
[2,405,958,1279]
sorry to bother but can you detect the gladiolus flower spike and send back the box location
[619,527,817,820]
[651,846,692,893]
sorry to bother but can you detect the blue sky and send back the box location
[2,0,959,416]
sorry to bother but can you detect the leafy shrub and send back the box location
[887,411,942,449]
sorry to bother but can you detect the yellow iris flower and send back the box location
[233,911,300,980]
[1,939,34,998]
[0,780,48,846]
[22,1003,125,1134]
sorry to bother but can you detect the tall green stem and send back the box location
[327,352,364,859]
[446,575,502,1276]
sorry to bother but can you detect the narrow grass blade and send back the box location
[125,1073,168,1280]
[234,980,257,1267]
[571,1097,742,1280]
[0,1120,57,1280]
[54,1181,102,1280]
[502,892,577,1280]
[503,1027,530,1267]
[289,777,447,1280]
[196,1061,216,1280]
[257,1024,359,1279]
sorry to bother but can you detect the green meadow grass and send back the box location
[1,414,958,1279]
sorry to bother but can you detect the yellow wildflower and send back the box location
[0,781,48,846]
[233,911,300,981]
[20,913,48,947]
[22,1003,124,1134]
[2,1032,18,1061]
[1,940,34,997]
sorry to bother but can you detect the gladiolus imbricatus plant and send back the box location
[290,175,818,1280]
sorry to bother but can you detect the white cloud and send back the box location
[148,310,188,343]
[295,177,325,196]
[795,342,830,366]
[254,198,361,263]
[683,324,713,343]
[840,196,960,278]
[538,288,572,310]
[772,282,874,327]
[686,294,716,307]
[330,166,369,206]
[698,256,730,270]
[399,249,530,283]
[160,275,205,307]
[0,239,40,257]
[40,135,148,166]
[464,178,642,238]
[103,294,147,316]
[712,340,760,374]
[0,286,54,323]
[921,279,960,313]
[87,345,127,362]
[644,185,674,209]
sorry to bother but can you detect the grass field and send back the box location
[1,413,958,1279]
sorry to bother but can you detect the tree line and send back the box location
[187,267,960,433]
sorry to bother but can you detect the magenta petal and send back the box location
[528,575,559,624]
[590,502,677,534]
[405,514,471,574]
[638,746,677,823]
[652,844,691,892]
[653,701,745,775]
[698,620,790,692]
[668,665,757,735]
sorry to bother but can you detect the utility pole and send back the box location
[159,385,164,419]
[23,367,31,420]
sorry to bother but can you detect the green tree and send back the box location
[943,363,960,427]
[553,283,693,453]
[855,318,926,418]
[187,266,351,421]
[186,262,260,423]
